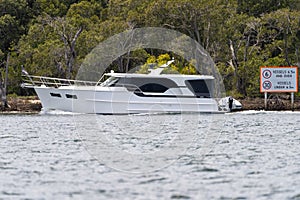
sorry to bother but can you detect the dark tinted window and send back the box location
[50,93,61,98]
[117,77,177,92]
[139,83,168,93]
[185,80,211,98]
[66,94,78,99]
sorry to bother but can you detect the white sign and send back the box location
[260,66,298,92]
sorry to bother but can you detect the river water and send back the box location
[0,111,300,199]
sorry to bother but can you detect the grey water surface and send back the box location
[0,111,300,199]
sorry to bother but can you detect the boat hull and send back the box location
[34,86,221,114]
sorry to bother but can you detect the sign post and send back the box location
[260,66,298,110]
[264,92,267,110]
[291,92,294,111]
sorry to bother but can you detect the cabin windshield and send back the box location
[185,79,212,98]
[100,76,119,87]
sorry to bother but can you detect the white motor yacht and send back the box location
[22,60,241,114]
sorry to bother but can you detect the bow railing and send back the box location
[21,74,99,88]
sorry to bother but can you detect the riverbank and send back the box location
[1,95,299,114]
[0,96,42,114]
[239,95,300,111]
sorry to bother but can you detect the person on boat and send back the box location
[228,96,233,112]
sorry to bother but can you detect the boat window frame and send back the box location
[50,92,62,98]
[66,94,78,99]
[99,76,120,87]
[139,83,169,93]
[117,77,178,93]
[185,79,212,98]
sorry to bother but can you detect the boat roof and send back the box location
[104,72,215,80]
[103,59,215,80]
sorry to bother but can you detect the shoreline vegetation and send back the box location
[1,95,299,114]
[1,1,300,100]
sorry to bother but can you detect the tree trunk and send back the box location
[241,35,251,96]
[229,40,238,74]
[193,19,201,45]
[118,57,124,72]
[60,27,83,79]
[229,39,246,96]
[0,71,4,108]
[66,27,83,79]
[205,21,211,50]
[0,53,9,109]
[229,40,240,91]
[284,27,291,66]
[125,51,130,72]
[296,48,300,68]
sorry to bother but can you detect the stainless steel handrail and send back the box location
[22,74,99,88]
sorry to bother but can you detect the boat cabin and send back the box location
[99,73,215,98]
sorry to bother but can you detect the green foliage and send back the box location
[66,1,103,28]
[35,0,78,17]
[237,0,291,17]
[180,64,196,75]
[135,53,180,74]
[0,50,4,60]
[0,0,40,54]
[157,54,171,66]
[0,15,23,52]
[1,0,299,96]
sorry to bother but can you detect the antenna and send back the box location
[148,58,175,75]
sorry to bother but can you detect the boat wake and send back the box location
[227,110,300,115]
[39,109,83,115]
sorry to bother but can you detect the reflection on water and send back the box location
[0,111,300,199]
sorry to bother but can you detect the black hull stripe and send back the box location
[134,92,210,98]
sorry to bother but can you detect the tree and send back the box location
[237,0,290,17]
[35,0,80,17]
[0,14,21,53]
[15,0,106,79]
[2,0,299,97]
[0,0,39,53]
[50,17,83,78]
[260,9,300,66]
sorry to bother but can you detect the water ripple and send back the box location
[0,112,299,199]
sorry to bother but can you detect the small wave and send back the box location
[291,193,300,199]
[170,194,191,199]
[130,112,182,116]
[233,110,300,115]
[139,177,167,184]
[39,109,83,115]
[234,110,267,115]
[0,135,15,139]
[200,167,219,172]
[2,191,24,196]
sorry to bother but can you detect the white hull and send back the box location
[34,86,220,114]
